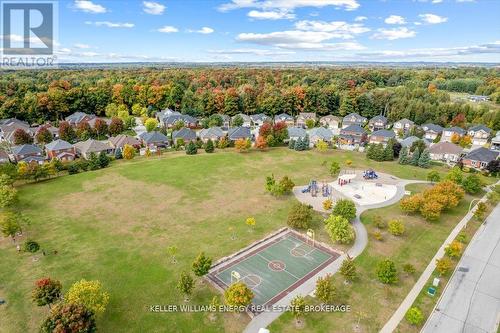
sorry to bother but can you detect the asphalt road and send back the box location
[422,203,500,333]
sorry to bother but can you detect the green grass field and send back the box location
[0,148,471,333]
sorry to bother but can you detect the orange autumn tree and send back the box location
[234,138,251,152]
[255,136,268,150]
[224,282,254,308]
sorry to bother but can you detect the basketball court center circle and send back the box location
[290,247,308,257]
[243,274,262,288]
[268,260,286,272]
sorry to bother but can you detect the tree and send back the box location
[186,141,198,155]
[13,128,33,145]
[255,136,268,150]
[217,137,229,149]
[290,295,306,325]
[40,302,96,333]
[192,252,212,278]
[403,263,416,276]
[98,151,110,168]
[446,167,463,184]
[279,176,295,194]
[305,118,315,129]
[108,117,124,136]
[58,121,76,142]
[436,257,452,276]
[0,211,22,240]
[167,246,178,264]
[204,139,215,153]
[340,256,357,282]
[145,118,158,132]
[122,144,135,160]
[224,282,253,308]
[325,215,355,244]
[66,279,110,315]
[36,126,53,145]
[329,161,340,176]
[0,183,17,208]
[409,147,420,166]
[445,240,463,258]
[315,274,335,304]
[287,202,313,229]
[245,217,256,231]
[76,121,93,140]
[462,174,482,194]
[376,259,398,284]
[388,219,405,236]
[316,140,328,152]
[93,118,108,138]
[405,307,424,326]
[398,146,409,165]
[486,160,500,175]
[417,149,431,168]
[177,271,195,302]
[332,199,356,221]
[474,202,487,221]
[232,115,244,127]
[234,138,251,152]
[288,139,295,149]
[32,278,62,308]
[427,170,440,183]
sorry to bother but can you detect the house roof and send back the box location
[12,144,42,155]
[287,127,307,138]
[428,141,463,155]
[422,123,443,133]
[371,129,395,138]
[298,112,316,119]
[108,134,141,148]
[0,149,9,160]
[0,118,29,127]
[343,113,367,122]
[228,126,251,140]
[468,124,492,133]
[199,127,224,139]
[65,112,95,123]
[369,115,388,124]
[73,139,111,154]
[320,115,341,122]
[161,114,197,126]
[341,124,366,134]
[400,136,428,148]
[140,131,169,144]
[395,118,414,125]
[88,117,112,127]
[172,127,196,140]
[20,155,45,163]
[309,127,333,140]
[250,113,270,122]
[45,139,73,151]
[464,147,499,163]
[444,126,466,135]
[275,113,293,121]
[232,114,251,122]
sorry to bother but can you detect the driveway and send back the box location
[422,204,500,333]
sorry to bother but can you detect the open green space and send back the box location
[0,148,469,333]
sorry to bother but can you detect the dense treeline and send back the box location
[0,67,499,129]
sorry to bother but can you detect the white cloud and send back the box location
[294,20,370,39]
[74,0,106,13]
[384,15,406,25]
[208,48,295,56]
[188,27,215,34]
[158,25,178,33]
[0,34,48,47]
[456,0,475,2]
[247,10,295,20]
[354,16,367,22]
[432,0,443,3]
[372,27,416,40]
[74,43,91,49]
[86,21,135,28]
[419,13,447,24]
[143,1,165,15]
[219,0,360,12]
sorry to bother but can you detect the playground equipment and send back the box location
[363,169,378,180]
[302,180,319,197]
[321,182,332,197]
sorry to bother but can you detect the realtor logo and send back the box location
[1,0,57,68]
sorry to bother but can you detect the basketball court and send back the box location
[207,229,340,313]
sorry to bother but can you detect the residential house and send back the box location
[339,125,367,145]
[368,115,388,131]
[287,127,307,142]
[172,127,197,145]
[219,114,230,129]
[491,133,500,151]
[428,142,463,164]
[319,115,341,131]
[74,139,113,160]
[400,136,430,149]
[65,112,96,126]
[308,127,333,147]
[11,144,44,163]
[421,123,443,141]
[139,131,169,148]
[0,149,9,163]
[45,139,76,161]
[160,113,198,129]
[198,127,224,143]
[250,113,271,127]
[441,126,466,143]
[468,95,489,103]
[35,124,59,141]
[462,147,499,170]
[296,112,317,128]
[227,127,251,141]
[231,114,251,128]
[342,113,367,129]
[88,117,112,128]
[393,118,414,135]
[369,129,395,145]
[0,119,33,144]
[274,113,294,127]
[108,134,141,151]
[467,125,492,146]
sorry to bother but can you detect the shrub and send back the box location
[403,263,416,276]
[427,170,440,183]
[24,240,40,253]
[322,199,333,210]
[186,141,198,155]
[436,257,452,276]
[224,282,253,308]
[123,144,135,160]
[373,215,386,229]
[372,231,384,241]
[32,278,62,307]
[66,279,110,315]
[456,232,468,244]
[445,240,463,258]
[279,176,295,194]
[462,174,482,194]
[388,219,405,236]
[376,259,398,284]
[40,302,96,333]
[340,257,357,282]
[405,307,424,326]
[287,203,313,229]
[332,199,356,221]
[315,274,335,303]
[204,139,215,153]
[325,215,355,244]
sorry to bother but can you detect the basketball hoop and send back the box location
[231,271,241,283]
[306,229,315,247]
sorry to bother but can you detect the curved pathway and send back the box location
[243,176,428,333]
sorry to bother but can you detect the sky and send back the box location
[47,0,500,62]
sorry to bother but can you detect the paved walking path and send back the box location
[243,177,427,333]
[380,181,498,333]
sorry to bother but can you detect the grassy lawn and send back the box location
[0,148,468,333]
[269,183,484,333]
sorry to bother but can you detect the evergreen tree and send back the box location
[418,149,431,168]
[303,134,310,149]
[204,139,215,153]
[398,146,409,164]
[294,137,304,151]
[98,151,110,168]
[383,140,394,161]
[409,147,420,166]
[288,139,295,149]
[114,147,123,159]
[374,144,385,161]
[186,141,198,155]
[339,256,357,283]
